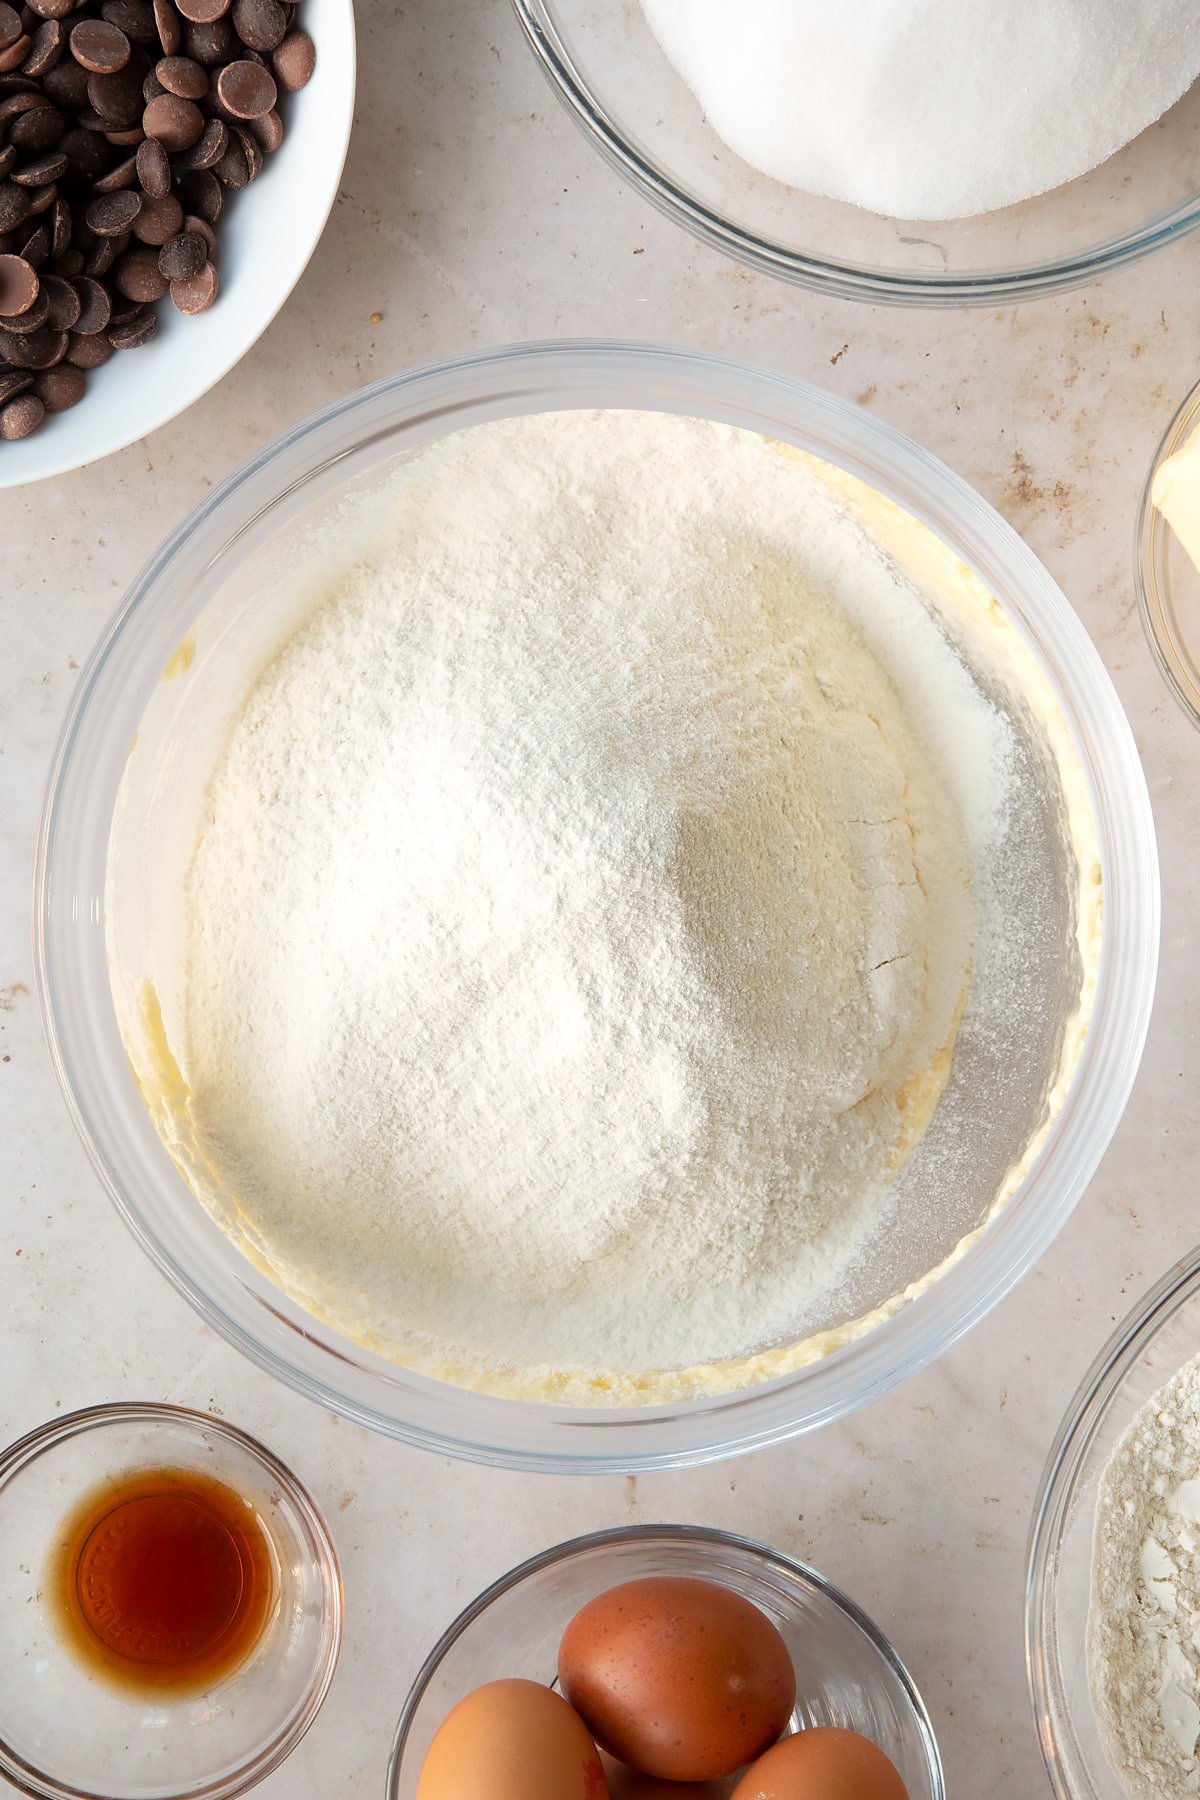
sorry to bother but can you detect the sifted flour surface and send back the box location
[181,411,1008,1386]
[641,0,1200,221]
[1091,1354,1200,1799]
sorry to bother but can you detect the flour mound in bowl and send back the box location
[641,0,1200,221]
[178,412,1003,1390]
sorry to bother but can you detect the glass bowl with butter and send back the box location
[0,1402,342,1800]
[1138,376,1200,730]
[35,341,1159,1473]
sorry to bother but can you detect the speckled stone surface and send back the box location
[2,5,1199,1796]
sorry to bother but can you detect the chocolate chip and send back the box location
[0,3,23,51]
[167,250,212,310]
[271,22,309,91]
[154,48,202,93]
[152,0,179,52]
[87,59,143,122]
[142,87,200,146]
[18,218,48,262]
[34,358,82,406]
[0,368,33,402]
[70,273,109,331]
[230,0,281,51]
[27,0,76,20]
[0,184,32,230]
[41,55,87,106]
[65,323,111,363]
[85,185,139,232]
[0,88,44,118]
[180,14,229,62]
[22,17,64,73]
[155,221,199,276]
[8,97,64,148]
[243,99,278,149]
[129,185,176,239]
[106,298,154,342]
[212,128,244,185]
[214,54,271,116]
[102,0,158,43]
[174,111,222,165]
[0,276,46,327]
[24,179,57,213]
[11,149,68,183]
[111,239,163,296]
[0,32,29,70]
[82,228,117,273]
[40,268,77,323]
[70,18,131,72]
[180,206,211,254]
[0,389,43,435]
[175,0,227,20]
[0,249,38,312]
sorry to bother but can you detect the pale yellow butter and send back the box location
[1153,430,1200,575]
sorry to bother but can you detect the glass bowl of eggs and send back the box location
[1026,1249,1200,1797]
[512,1,1200,304]
[387,1523,944,1799]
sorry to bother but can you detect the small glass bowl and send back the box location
[387,1524,945,1799]
[1026,1250,1200,1797]
[512,1,1200,305]
[1137,375,1200,729]
[0,1403,343,1800]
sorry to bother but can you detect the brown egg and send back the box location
[601,1748,733,1799]
[558,1576,796,1781]
[415,1677,609,1800]
[729,1727,910,1799]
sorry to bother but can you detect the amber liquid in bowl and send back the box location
[50,1466,275,1695]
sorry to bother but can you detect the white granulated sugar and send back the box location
[1091,1354,1200,1799]
[183,411,1007,1384]
[641,0,1200,220]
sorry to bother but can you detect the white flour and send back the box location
[181,411,1009,1381]
[1091,1354,1200,1799]
[641,0,1200,221]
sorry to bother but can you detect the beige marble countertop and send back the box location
[2,3,1199,1795]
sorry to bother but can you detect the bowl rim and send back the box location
[510,0,1200,307]
[1024,1248,1200,1798]
[1136,373,1200,731]
[34,338,1160,1473]
[0,1401,344,1800]
[0,0,357,490]
[384,1521,946,1799]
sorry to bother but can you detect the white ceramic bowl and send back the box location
[0,0,355,489]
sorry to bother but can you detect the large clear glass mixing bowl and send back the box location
[35,341,1159,1473]
[512,2,1200,305]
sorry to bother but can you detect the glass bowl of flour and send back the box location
[1027,1251,1200,1799]
[512,2,1200,305]
[36,341,1158,1471]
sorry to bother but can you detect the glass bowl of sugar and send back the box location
[35,340,1158,1473]
[512,2,1200,305]
[1027,1249,1200,1799]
